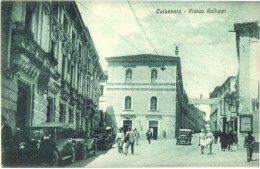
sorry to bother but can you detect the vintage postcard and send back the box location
[1,0,259,168]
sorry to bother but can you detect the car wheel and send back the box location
[82,146,88,159]
[70,147,75,163]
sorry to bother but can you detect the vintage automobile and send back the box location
[176,129,192,145]
[25,122,77,166]
[91,127,114,150]
[73,134,97,160]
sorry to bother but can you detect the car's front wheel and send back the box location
[70,147,75,163]
[82,146,88,159]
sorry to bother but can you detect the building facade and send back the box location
[209,76,237,132]
[1,1,104,137]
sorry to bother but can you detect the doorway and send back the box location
[123,120,132,135]
[149,121,158,140]
[17,81,31,132]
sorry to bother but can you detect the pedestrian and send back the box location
[244,131,255,162]
[38,128,60,167]
[124,126,135,155]
[133,128,140,145]
[146,129,153,144]
[115,127,124,153]
[1,115,13,149]
[213,130,218,144]
[220,131,228,151]
[204,129,214,154]
[198,129,206,154]
[227,130,235,151]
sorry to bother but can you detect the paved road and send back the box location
[67,134,259,167]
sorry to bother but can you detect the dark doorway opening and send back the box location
[17,81,31,132]
[123,120,132,135]
[149,121,158,140]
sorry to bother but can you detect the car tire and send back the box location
[70,147,76,163]
[82,146,88,159]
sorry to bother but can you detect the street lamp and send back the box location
[175,46,179,56]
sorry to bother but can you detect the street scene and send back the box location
[1,0,260,168]
[67,135,259,167]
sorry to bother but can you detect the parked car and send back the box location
[91,127,114,150]
[176,129,192,145]
[73,136,97,160]
[26,122,77,166]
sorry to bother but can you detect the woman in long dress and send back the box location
[204,129,214,154]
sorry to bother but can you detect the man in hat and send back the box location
[244,131,255,162]
[124,126,135,155]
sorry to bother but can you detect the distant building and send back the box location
[209,76,237,132]
[1,1,104,137]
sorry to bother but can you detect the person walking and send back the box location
[244,131,255,162]
[146,129,153,144]
[204,129,214,154]
[115,127,125,153]
[38,128,60,167]
[227,130,235,151]
[220,131,228,151]
[124,126,135,155]
[133,128,139,145]
[198,129,206,154]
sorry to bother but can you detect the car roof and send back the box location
[28,122,75,129]
[179,129,192,132]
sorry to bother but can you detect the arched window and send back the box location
[150,96,157,110]
[125,96,132,110]
[151,69,158,83]
[126,69,132,83]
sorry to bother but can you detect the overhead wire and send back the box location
[77,1,143,54]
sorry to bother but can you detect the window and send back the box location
[125,69,132,83]
[63,15,68,34]
[100,85,104,96]
[62,55,66,80]
[69,109,73,123]
[72,31,76,49]
[59,104,65,122]
[52,2,59,18]
[25,3,33,30]
[125,96,131,110]
[151,69,158,83]
[150,96,157,110]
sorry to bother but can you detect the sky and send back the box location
[76,1,260,118]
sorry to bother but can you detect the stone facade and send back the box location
[1,1,104,137]
[106,54,185,139]
[234,22,259,142]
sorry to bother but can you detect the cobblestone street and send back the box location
[68,134,259,167]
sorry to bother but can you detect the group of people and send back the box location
[115,127,153,155]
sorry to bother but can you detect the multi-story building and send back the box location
[233,22,259,143]
[105,52,198,139]
[106,54,179,139]
[209,76,237,132]
[1,1,104,137]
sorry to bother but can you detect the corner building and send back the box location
[106,55,183,139]
[1,1,104,137]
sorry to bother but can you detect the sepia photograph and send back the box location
[1,0,259,167]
